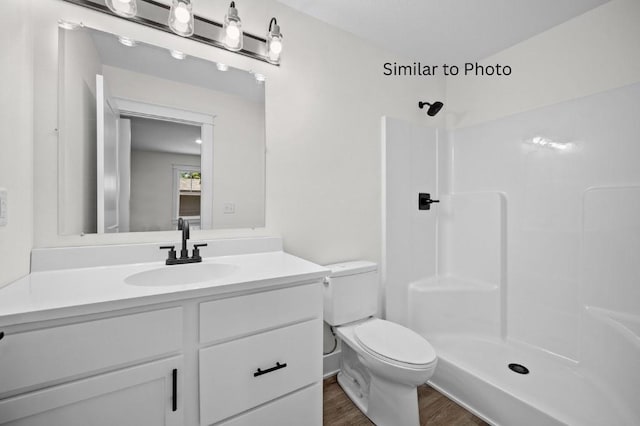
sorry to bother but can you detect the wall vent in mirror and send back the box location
[62,0,282,65]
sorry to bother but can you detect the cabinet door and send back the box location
[0,356,183,426]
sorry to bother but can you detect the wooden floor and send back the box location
[323,375,488,426]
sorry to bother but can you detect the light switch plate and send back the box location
[223,202,235,214]
[0,189,7,226]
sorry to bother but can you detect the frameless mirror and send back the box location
[58,26,265,234]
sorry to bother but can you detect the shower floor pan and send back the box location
[428,336,634,426]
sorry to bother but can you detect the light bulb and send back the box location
[174,3,191,23]
[269,39,282,55]
[226,22,240,40]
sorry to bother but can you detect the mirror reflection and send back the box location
[58,26,265,235]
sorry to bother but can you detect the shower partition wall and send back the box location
[382,82,640,425]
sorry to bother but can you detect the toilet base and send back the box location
[337,343,423,426]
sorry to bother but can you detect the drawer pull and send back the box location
[172,368,178,412]
[253,362,287,377]
[0,331,4,341]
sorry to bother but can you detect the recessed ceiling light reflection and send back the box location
[216,63,229,71]
[254,73,266,83]
[170,49,186,60]
[118,36,138,47]
[195,139,202,144]
[57,19,81,30]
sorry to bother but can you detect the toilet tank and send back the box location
[323,261,378,326]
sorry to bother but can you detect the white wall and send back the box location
[444,0,640,360]
[59,27,101,235]
[129,150,200,232]
[32,0,444,267]
[0,1,33,287]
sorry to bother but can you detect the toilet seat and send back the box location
[354,318,437,368]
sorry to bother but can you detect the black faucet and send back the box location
[159,218,208,265]
[178,218,190,259]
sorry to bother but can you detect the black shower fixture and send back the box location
[418,101,444,116]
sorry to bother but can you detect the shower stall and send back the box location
[382,82,640,425]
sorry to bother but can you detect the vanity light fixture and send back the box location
[170,49,187,60]
[222,1,243,52]
[105,0,137,18]
[266,18,283,64]
[118,35,138,47]
[64,0,281,65]
[168,0,194,37]
[216,63,229,72]
[57,19,82,30]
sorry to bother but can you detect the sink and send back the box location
[125,263,238,286]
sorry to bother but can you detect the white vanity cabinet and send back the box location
[0,281,324,426]
[0,308,184,426]
[198,284,323,425]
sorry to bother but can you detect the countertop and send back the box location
[0,251,329,326]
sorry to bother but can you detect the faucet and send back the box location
[160,218,208,265]
[178,218,190,259]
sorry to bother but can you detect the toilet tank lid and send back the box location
[325,261,377,278]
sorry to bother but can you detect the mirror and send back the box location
[58,26,265,235]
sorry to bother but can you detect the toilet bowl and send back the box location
[323,261,438,426]
[335,318,437,426]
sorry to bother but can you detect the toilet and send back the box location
[324,261,437,426]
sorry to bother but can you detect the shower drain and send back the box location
[508,363,530,375]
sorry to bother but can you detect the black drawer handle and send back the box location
[172,368,177,412]
[254,362,287,377]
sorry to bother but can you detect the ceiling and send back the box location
[277,0,610,63]
[128,116,202,156]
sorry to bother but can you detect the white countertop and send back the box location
[0,251,329,326]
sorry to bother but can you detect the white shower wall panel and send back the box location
[452,83,640,360]
[382,117,438,326]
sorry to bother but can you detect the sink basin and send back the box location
[125,263,238,286]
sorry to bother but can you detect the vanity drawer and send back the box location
[199,319,322,425]
[216,383,322,426]
[199,282,322,344]
[0,307,182,396]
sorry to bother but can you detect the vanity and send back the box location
[0,237,327,426]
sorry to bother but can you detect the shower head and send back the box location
[418,101,444,116]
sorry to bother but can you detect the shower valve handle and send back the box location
[418,193,439,210]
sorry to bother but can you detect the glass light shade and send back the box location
[169,0,194,37]
[105,0,137,18]
[266,18,283,64]
[223,2,243,51]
